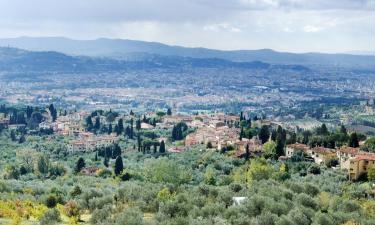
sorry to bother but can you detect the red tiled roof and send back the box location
[312,147,335,155]
[354,154,375,161]
[338,147,360,154]
[168,148,186,153]
[287,143,309,151]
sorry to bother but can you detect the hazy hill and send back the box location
[1,37,375,68]
[2,47,307,73]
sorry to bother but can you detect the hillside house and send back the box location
[349,154,375,180]
[286,143,309,158]
[337,147,361,170]
[310,147,336,165]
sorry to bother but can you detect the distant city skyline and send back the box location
[0,0,374,53]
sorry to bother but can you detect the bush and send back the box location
[64,200,80,217]
[296,193,317,209]
[308,165,321,175]
[115,208,145,225]
[90,205,113,225]
[45,195,57,208]
[39,208,61,225]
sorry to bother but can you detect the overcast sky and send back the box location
[0,0,374,53]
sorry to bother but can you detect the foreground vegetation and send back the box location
[0,105,374,225]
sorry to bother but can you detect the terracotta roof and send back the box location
[312,147,335,155]
[354,154,375,161]
[168,148,186,153]
[287,143,309,151]
[338,147,360,155]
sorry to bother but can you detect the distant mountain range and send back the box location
[1,47,311,73]
[0,37,375,69]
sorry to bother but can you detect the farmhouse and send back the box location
[349,153,375,180]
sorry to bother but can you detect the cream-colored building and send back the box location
[285,143,309,158]
[336,147,361,170]
[310,147,336,165]
[349,154,375,180]
[67,134,119,153]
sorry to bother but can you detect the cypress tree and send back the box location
[75,157,85,173]
[108,124,113,134]
[348,132,359,148]
[86,116,93,131]
[245,144,250,161]
[114,156,124,176]
[103,157,109,167]
[117,118,124,134]
[159,140,166,153]
[259,125,270,144]
[240,127,244,140]
[136,119,141,130]
[94,117,100,130]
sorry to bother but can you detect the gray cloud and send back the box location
[0,0,374,52]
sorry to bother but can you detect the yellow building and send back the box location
[349,154,375,180]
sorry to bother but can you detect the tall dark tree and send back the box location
[26,106,33,119]
[245,144,250,161]
[239,127,244,140]
[302,131,311,144]
[114,125,119,135]
[130,118,134,139]
[159,140,166,153]
[167,108,172,116]
[103,157,109,167]
[136,119,141,130]
[117,118,124,134]
[171,122,188,141]
[259,125,270,144]
[48,104,57,122]
[114,156,124,176]
[137,135,142,152]
[318,123,329,136]
[10,130,16,141]
[75,157,85,173]
[348,132,360,148]
[287,132,297,144]
[112,144,122,159]
[340,125,347,135]
[153,143,158,154]
[275,126,286,157]
[19,135,26,144]
[108,124,113,134]
[94,117,101,130]
[85,116,93,131]
[271,130,277,141]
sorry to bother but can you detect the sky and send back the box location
[0,0,374,53]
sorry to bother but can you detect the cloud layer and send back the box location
[0,0,374,52]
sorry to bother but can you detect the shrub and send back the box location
[64,200,80,217]
[45,195,57,208]
[115,208,145,225]
[39,208,61,225]
[90,205,113,225]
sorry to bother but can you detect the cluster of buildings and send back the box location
[38,111,120,153]
[159,113,239,129]
[67,132,119,153]
[286,144,375,181]
[180,113,264,155]
[38,111,90,136]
